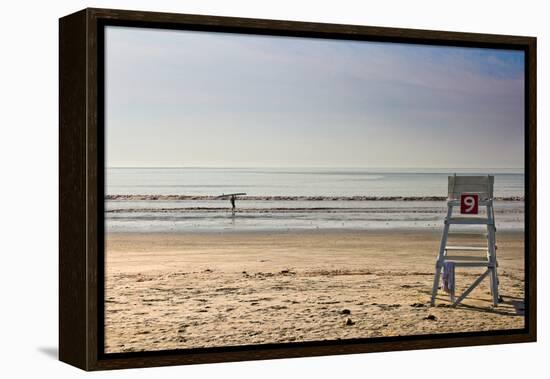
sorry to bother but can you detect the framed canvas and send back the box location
[59,8,537,371]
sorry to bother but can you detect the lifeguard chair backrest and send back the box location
[448,175,494,201]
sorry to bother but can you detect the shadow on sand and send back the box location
[429,292,525,316]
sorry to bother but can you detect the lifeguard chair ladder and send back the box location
[430,175,499,307]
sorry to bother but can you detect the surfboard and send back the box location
[216,192,247,199]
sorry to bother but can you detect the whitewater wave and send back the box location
[105,194,524,202]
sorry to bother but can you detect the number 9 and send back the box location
[464,196,475,212]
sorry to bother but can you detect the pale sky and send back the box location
[105,26,525,169]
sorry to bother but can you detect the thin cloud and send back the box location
[105,26,525,169]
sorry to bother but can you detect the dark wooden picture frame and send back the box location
[59,8,536,371]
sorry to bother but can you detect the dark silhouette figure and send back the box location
[230,195,236,214]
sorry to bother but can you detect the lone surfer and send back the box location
[230,195,236,214]
[216,193,246,215]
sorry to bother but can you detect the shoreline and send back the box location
[105,199,526,234]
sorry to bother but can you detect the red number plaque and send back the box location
[460,193,479,214]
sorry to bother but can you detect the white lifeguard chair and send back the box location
[430,175,500,307]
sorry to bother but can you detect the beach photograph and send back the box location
[103,26,525,353]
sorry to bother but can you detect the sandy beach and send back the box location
[104,230,525,353]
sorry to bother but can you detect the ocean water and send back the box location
[105,167,525,232]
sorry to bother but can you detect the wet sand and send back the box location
[104,230,525,353]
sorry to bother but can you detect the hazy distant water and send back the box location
[106,167,524,197]
[105,167,525,233]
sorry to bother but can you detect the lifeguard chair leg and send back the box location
[431,205,452,306]
[487,203,499,306]
[488,228,499,306]
[430,262,442,306]
[491,253,500,305]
